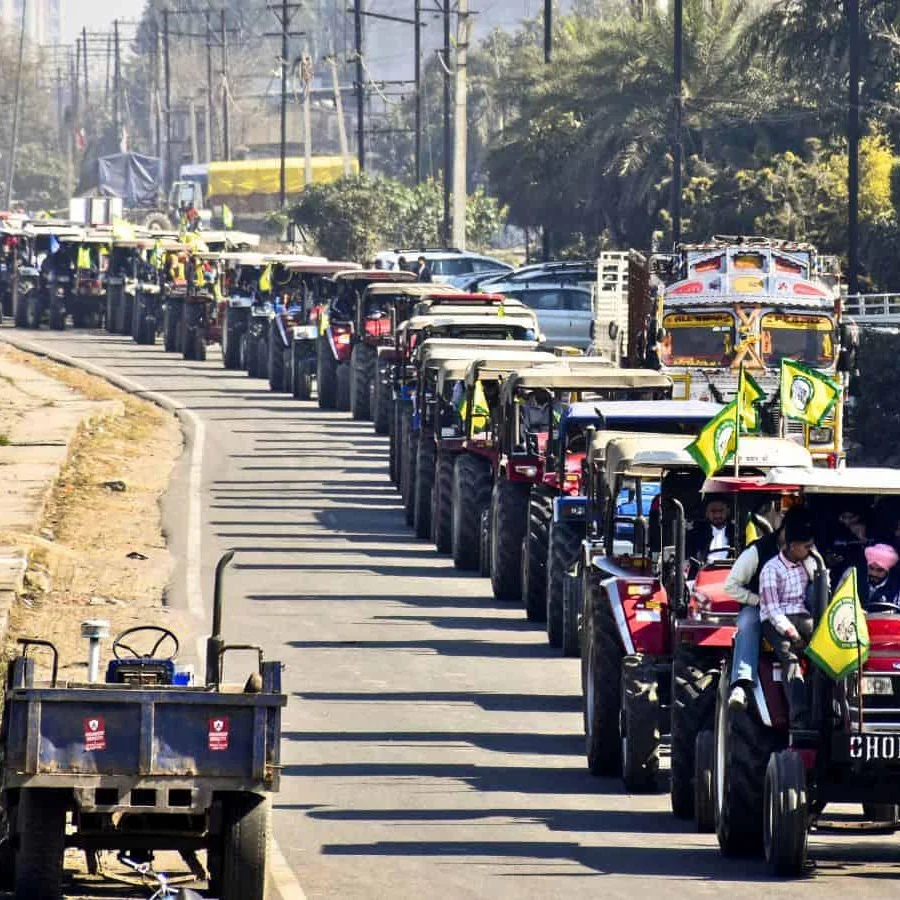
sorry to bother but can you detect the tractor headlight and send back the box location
[810,427,834,445]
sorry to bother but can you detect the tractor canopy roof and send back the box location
[285,260,361,274]
[566,399,721,426]
[437,349,554,391]
[218,252,268,265]
[502,367,672,394]
[202,230,261,249]
[603,435,813,479]
[365,282,458,298]
[463,352,559,387]
[332,269,417,283]
[761,467,900,494]
[405,305,536,330]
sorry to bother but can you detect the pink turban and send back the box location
[865,543,899,571]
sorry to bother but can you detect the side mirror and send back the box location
[837,322,859,373]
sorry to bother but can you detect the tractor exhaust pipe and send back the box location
[206,550,235,687]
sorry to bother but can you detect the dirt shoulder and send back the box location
[1,346,187,682]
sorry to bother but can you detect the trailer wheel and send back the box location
[763,750,808,876]
[620,653,660,792]
[220,792,270,900]
[694,729,715,833]
[14,788,67,900]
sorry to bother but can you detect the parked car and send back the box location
[375,249,512,283]
[478,260,596,290]
[499,285,594,349]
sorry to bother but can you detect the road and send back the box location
[5,326,900,899]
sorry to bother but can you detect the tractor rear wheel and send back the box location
[268,330,287,391]
[163,304,179,352]
[317,340,337,408]
[671,645,720,820]
[694,729,715,833]
[561,568,583,658]
[524,491,553,622]
[26,294,42,329]
[223,308,244,369]
[434,453,455,555]
[292,346,313,400]
[220,792,270,900]
[389,402,402,485]
[715,675,782,857]
[763,751,808,876]
[547,521,583,649]
[452,454,492,571]
[256,331,269,380]
[479,509,492,577]
[373,365,392,434]
[399,410,415,511]
[490,479,530,602]
[336,363,351,411]
[584,585,623,776]
[350,344,376,420]
[414,439,436,540]
[48,300,65,330]
[621,654,660,792]
[14,788,67,900]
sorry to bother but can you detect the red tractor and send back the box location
[710,467,900,875]
[579,434,812,796]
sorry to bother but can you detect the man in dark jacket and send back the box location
[686,496,735,564]
[864,543,900,611]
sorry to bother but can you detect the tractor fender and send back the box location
[601,576,669,657]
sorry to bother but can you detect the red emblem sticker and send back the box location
[208,716,229,751]
[83,717,106,752]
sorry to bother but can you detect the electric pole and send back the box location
[542,0,552,260]
[452,0,469,249]
[415,0,423,183]
[354,0,365,171]
[206,8,215,162]
[848,0,860,298]
[82,27,89,112]
[163,8,172,188]
[221,10,230,160]
[443,0,451,244]
[672,0,684,246]
[327,52,352,175]
[6,0,27,209]
[113,19,121,148]
[302,50,314,186]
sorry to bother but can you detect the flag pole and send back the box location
[852,568,864,733]
[734,364,742,477]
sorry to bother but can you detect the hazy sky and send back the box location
[62,0,147,43]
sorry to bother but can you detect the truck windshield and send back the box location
[661,314,734,367]
[761,314,833,367]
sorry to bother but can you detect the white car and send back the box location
[499,285,594,349]
[374,249,512,283]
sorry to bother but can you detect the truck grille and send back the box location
[847,673,900,732]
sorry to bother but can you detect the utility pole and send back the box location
[163,8,172,189]
[6,0,26,208]
[443,0,451,244]
[414,0,422,184]
[542,0,552,259]
[206,8,215,162]
[82,27,89,112]
[189,98,199,163]
[848,0,860,298]
[221,10,230,160]
[113,19,121,148]
[267,0,304,208]
[154,22,162,159]
[452,0,469,249]
[328,52,352,176]
[672,0,684,246]
[354,0,365,172]
[301,50,313,186]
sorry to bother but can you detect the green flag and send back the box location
[222,204,234,230]
[781,359,840,427]
[806,567,869,680]
[738,365,765,433]
[686,400,738,477]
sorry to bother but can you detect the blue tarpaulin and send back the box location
[97,153,162,207]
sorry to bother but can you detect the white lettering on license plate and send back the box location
[849,734,900,761]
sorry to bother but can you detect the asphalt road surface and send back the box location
[5,326,900,900]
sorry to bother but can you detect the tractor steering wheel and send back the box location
[864,601,900,616]
[112,626,180,661]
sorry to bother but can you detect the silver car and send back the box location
[500,285,594,350]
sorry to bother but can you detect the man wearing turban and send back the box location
[864,543,900,612]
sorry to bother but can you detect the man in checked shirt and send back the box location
[758,514,818,729]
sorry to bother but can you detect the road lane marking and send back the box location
[0,333,309,900]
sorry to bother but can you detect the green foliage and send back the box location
[290,175,507,261]
[851,331,900,463]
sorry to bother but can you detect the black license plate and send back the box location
[847,733,900,762]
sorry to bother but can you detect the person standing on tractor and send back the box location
[758,515,818,729]
[417,256,433,283]
[724,504,808,711]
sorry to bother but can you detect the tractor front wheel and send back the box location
[763,750,808,876]
[620,654,661,792]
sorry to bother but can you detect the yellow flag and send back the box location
[686,400,737,477]
[781,359,840,427]
[806,567,869,680]
[738,365,765,433]
[745,516,762,545]
[76,245,91,270]
[222,204,234,230]
[259,264,273,293]
[461,380,490,435]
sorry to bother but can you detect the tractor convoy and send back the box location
[10,229,900,884]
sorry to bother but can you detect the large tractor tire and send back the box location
[256,331,269,380]
[350,344,377,421]
[317,341,337,408]
[414,440,436,539]
[620,654,661,792]
[452,454,493,571]
[523,491,553,622]
[670,645,720,820]
[583,584,624,776]
[763,751,808,876]
[268,330,287,392]
[292,346,313,400]
[219,792,270,900]
[223,308,244,370]
[14,788,67,900]
[373,367,392,435]
[105,290,116,332]
[48,300,65,331]
[561,569,583,658]
[433,453,455,555]
[403,422,419,527]
[163,304,179,352]
[547,521,583,649]
[26,294,42,329]
[490,479,530,603]
[123,294,136,337]
[389,402,402,485]
[695,729,716,833]
[14,292,28,329]
[244,333,260,377]
[479,509,492,577]
[336,363,351,411]
[715,675,782,857]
